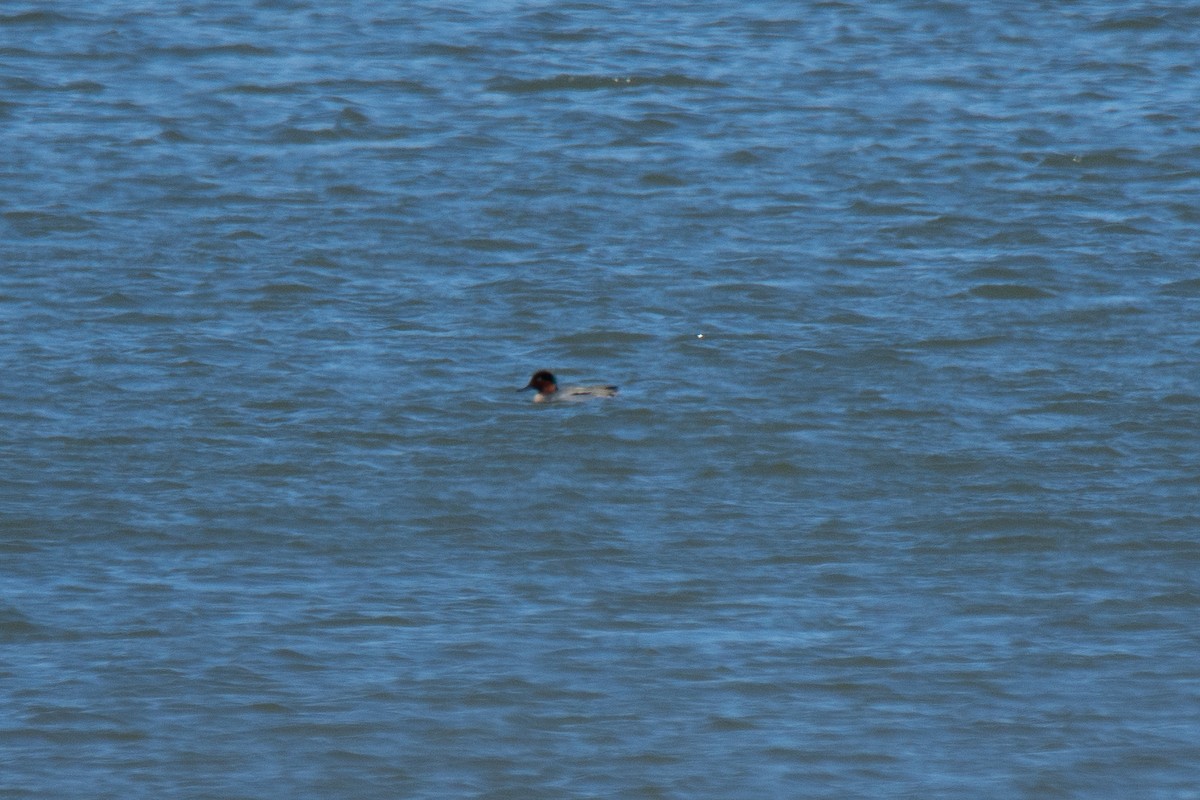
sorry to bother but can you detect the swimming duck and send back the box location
[520,370,618,403]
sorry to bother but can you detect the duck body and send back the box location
[520,370,618,403]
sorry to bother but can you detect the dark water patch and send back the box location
[271,125,374,144]
[326,183,383,198]
[820,310,876,325]
[3,211,96,236]
[14,724,151,745]
[1159,393,1200,406]
[1,76,49,92]
[95,312,177,326]
[1038,152,1087,168]
[240,397,301,414]
[866,405,947,421]
[1060,303,1145,324]
[0,10,76,24]
[1064,443,1124,460]
[257,282,319,296]
[0,605,41,640]
[707,715,758,732]
[1090,14,1169,32]
[1156,277,1200,296]
[89,291,139,308]
[384,319,442,333]
[976,228,1054,246]
[310,613,424,630]
[722,148,769,165]
[226,82,304,95]
[829,255,906,270]
[312,77,438,95]
[639,171,686,187]
[913,334,1006,350]
[63,80,105,94]
[551,330,657,346]
[157,127,190,143]
[224,229,265,240]
[1020,399,1111,416]
[920,73,980,91]
[889,213,988,239]
[813,655,902,670]
[1167,200,1200,223]
[966,284,1054,300]
[156,43,277,58]
[848,199,927,217]
[742,458,819,479]
[454,237,532,252]
[1087,220,1152,236]
[774,347,838,367]
[693,282,802,315]
[1074,149,1154,170]
[212,192,318,208]
[414,42,488,58]
[337,106,369,126]
[1145,590,1200,610]
[839,346,915,368]
[243,460,316,478]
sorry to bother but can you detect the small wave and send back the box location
[226,78,435,96]
[487,73,726,93]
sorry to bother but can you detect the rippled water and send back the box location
[3,2,1199,798]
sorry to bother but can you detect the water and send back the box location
[3,1,1199,797]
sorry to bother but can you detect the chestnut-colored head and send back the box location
[520,370,558,394]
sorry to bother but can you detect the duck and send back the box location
[520,370,618,403]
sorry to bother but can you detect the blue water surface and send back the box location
[2,2,1199,798]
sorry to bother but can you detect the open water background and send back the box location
[3,1,1200,797]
